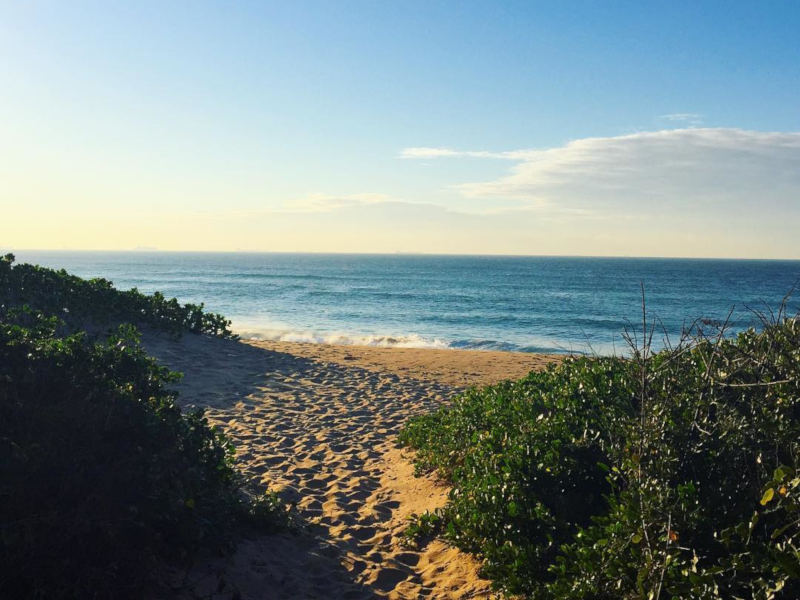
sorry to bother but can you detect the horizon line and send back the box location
[6,248,800,262]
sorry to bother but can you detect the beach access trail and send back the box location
[143,334,558,599]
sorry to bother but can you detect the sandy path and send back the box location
[144,334,558,599]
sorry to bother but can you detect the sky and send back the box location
[1,1,799,258]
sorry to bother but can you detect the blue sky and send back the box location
[1,1,799,256]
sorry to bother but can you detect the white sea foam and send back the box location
[234,325,452,350]
[233,325,594,354]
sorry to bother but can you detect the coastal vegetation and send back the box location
[0,255,284,599]
[0,253,234,338]
[400,307,800,598]
[4,252,799,598]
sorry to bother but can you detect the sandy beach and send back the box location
[142,333,560,599]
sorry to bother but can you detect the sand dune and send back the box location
[143,334,559,599]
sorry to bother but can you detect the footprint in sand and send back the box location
[143,333,495,599]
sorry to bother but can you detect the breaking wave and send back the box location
[234,324,583,354]
[235,326,452,349]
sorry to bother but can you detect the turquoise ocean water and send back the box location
[12,251,800,355]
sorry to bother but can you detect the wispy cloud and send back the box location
[280,192,391,213]
[399,147,529,160]
[658,113,704,126]
[403,129,800,219]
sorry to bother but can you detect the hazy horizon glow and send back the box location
[2,2,799,258]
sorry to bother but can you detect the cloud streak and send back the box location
[658,113,704,126]
[399,147,529,160]
[282,192,391,213]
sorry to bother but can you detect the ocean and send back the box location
[11,251,800,355]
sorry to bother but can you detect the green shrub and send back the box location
[399,317,800,598]
[400,357,638,595]
[0,253,234,338]
[0,255,289,598]
[0,312,247,598]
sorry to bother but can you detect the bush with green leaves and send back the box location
[0,259,286,598]
[0,253,234,338]
[400,357,637,594]
[399,316,800,598]
[0,313,248,598]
